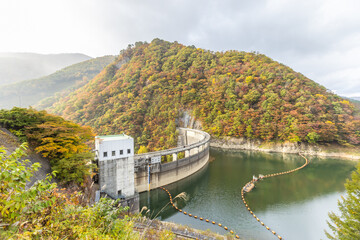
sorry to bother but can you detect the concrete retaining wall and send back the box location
[134,128,210,193]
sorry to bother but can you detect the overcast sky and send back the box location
[1,0,360,97]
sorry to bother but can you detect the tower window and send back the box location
[112,151,116,156]
[103,152,108,157]
[120,150,123,155]
[127,149,131,154]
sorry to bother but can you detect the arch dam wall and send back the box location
[134,128,210,193]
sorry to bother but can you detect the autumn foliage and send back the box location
[49,39,360,150]
[0,107,94,184]
[0,145,138,239]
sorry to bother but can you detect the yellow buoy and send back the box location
[218,223,222,227]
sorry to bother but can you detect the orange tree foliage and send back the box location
[0,107,94,184]
[49,39,360,149]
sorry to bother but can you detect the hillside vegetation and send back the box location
[0,55,115,109]
[0,144,140,239]
[0,52,91,86]
[50,39,360,151]
[0,107,94,184]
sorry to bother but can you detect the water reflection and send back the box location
[140,148,355,240]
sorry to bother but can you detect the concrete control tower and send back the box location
[95,134,135,199]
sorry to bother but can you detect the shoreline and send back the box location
[210,136,360,161]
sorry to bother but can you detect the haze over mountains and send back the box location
[0,52,91,86]
[0,55,115,109]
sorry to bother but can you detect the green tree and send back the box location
[326,163,360,239]
[52,152,95,184]
[0,143,56,226]
[0,145,139,239]
[306,131,319,143]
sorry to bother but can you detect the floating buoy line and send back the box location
[160,153,309,240]
[241,153,309,240]
[160,186,241,239]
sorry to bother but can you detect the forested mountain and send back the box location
[0,55,115,109]
[0,52,91,86]
[49,39,360,151]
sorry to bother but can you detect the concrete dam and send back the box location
[134,128,210,192]
[95,128,210,202]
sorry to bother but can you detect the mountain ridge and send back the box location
[48,39,360,151]
[0,55,115,109]
[0,52,91,86]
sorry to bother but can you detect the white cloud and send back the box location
[0,0,359,95]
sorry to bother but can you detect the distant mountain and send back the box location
[0,55,115,109]
[0,52,91,86]
[346,97,360,114]
[49,39,360,150]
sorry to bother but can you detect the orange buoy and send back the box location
[179,209,182,212]
[188,213,192,217]
[206,219,209,222]
[212,221,215,224]
[194,216,197,219]
[199,217,203,220]
[230,230,234,234]
[235,235,240,239]
[261,222,264,226]
[266,226,270,230]
[272,231,276,235]
[218,223,222,227]
[183,211,187,215]
[224,226,228,230]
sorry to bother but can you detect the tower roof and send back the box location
[95,134,133,141]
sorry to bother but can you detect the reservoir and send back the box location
[140,149,356,240]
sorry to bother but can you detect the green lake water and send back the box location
[139,149,356,240]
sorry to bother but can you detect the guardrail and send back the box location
[134,128,211,192]
[134,128,210,166]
